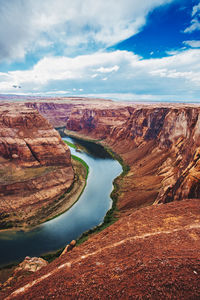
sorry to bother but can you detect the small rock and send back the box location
[193,270,197,275]
[70,240,76,247]
[19,257,48,273]
[60,240,76,256]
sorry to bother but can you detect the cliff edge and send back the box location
[0,103,74,229]
[27,99,200,213]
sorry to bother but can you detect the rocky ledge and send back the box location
[0,103,74,229]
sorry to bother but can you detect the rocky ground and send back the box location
[1,199,199,299]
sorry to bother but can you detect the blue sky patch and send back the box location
[0,0,200,102]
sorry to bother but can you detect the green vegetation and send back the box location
[71,154,89,179]
[61,133,130,247]
[64,140,77,149]
[41,248,64,263]
[1,137,129,268]
[40,139,129,262]
[76,146,129,246]
[41,155,90,263]
[44,155,89,224]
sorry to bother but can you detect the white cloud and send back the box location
[184,19,200,33]
[151,69,195,80]
[1,48,200,101]
[0,0,174,62]
[97,65,119,73]
[184,2,200,33]
[183,40,200,48]
[6,51,135,86]
[192,2,200,17]
[91,74,98,78]
[45,90,70,95]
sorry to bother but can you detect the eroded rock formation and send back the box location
[0,256,48,291]
[0,103,74,228]
[27,99,200,213]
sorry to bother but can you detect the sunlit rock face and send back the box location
[28,99,200,212]
[0,103,74,228]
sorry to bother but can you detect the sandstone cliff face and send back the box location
[28,100,200,213]
[0,103,74,228]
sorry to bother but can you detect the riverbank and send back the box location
[58,130,128,245]
[0,133,122,285]
[0,155,89,284]
[27,133,125,263]
[0,157,88,233]
[41,156,88,224]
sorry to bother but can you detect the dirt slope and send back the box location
[2,199,199,299]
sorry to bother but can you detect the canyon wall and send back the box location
[27,99,200,213]
[0,103,74,228]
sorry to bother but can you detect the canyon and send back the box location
[0,98,199,299]
[0,103,74,229]
[27,98,200,211]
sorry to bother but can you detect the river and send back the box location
[0,136,122,267]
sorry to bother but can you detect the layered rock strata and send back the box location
[26,99,200,213]
[0,103,74,228]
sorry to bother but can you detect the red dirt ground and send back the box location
[1,199,200,299]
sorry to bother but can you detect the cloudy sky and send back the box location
[0,0,200,102]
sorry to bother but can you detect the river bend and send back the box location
[0,137,122,267]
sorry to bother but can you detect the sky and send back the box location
[0,0,200,102]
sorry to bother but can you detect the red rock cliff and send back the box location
[27,99,200,213]
[0,103,74,228]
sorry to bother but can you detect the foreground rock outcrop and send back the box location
[0,103,74,228]
[1,199,199,299]
[27,99,200,213]
[1,257,48,291]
